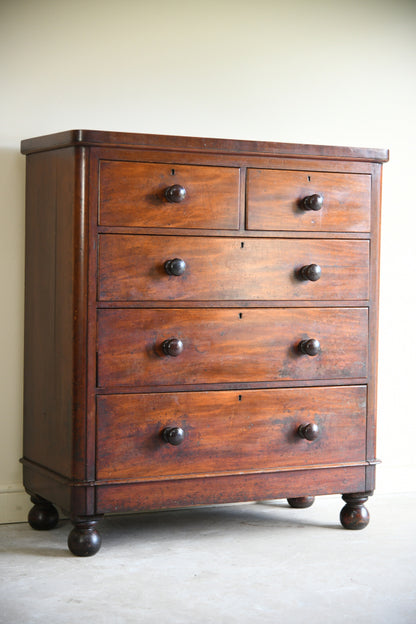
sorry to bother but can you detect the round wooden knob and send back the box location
[300,263,322,281]
[161,338,184,357]
[302,194,323,211]
[298,423,320,441]
[299,338,320,356]
[165,258,186,276]
[164,184,186,203]
[162,427,185,445]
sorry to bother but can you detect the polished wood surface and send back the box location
[246,168,371,231]
[20,130,387,554]
[96,386,366,480]
[99,161,240,229]
[98,235,369,302]
[95,466,368,514]
[97,307,368,387]
[21,129,389,163]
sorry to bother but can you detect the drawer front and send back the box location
[98,235,369,302]
[97,308,368,387]
[99,161,240,229]
[246,169,371,232]
[96,386,367,480]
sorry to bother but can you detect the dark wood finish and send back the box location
[97,307,368,387]
[164,258,187,276]
[99,161,240,229]
[68,519,102,557]
[299,338,321,357]
[246,169,371,232]
[98,235,369,302]
[161,338,184,357]
[302,193,324,211]
[23,147,88,480]
[21,130,387,555]
[28,495,59,530]
[340,492,371,530]
[297,423,320,441]
[287,496,315,508]
[96,386,366,480]
[20,129,389,163]
[300,264,321,282]
[162,427,186,446]
[165,184,187,203]
[95,466,367,514]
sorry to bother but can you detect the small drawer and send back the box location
[99,160,240,229]
[96,386,367,480]
[246,168,371,232]
[97,307,368,387]
[98,234,369,302]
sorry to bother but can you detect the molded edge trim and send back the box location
[20,129,389,163]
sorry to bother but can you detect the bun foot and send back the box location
[28,496,59,530]
[68,519,101,557]
[340,493,370,530]
[287,496,315,508]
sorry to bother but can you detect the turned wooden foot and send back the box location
[287,496,315,508]
[340,493,371,530]
[28,495,59,530]
[68,518,102,557]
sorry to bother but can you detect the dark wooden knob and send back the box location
[299,338,320,356]
[165,184,186,203]
[298,423,320,441]
[300,263,321,281]
[302,194,323,211]
[162,427,185,445]
[165,258,186,276]
[161,338,184,357]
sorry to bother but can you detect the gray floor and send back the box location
[0,493,415,624]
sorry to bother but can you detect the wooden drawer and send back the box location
[97,307,368,387]
[246,169,371,232]
[98,235,369,302]
[99,161,240,229]
[96,386,367,480]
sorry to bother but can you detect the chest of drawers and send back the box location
[20,130,388,556]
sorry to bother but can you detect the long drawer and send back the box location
[99,161,240,229]
[97,307,368,387]
[246,168,371,232]
[98,235,370,302]
[96,386,367,480]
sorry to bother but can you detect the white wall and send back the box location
[1,0,415,522]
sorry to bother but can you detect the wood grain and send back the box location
[99,161,240,229]
[97,307,368,387]
[95,466,367,514]
[98,235,369,302]
[96,386,366,480]
[246,168,371,231]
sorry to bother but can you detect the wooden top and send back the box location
[21,129,389,163]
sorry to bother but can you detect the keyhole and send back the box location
[241,242,244,248]
[171,169,175,176]
[307,176,311,182]
[239,313,243,319]
[238,395,242,401]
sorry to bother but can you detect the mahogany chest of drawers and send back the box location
[20,130,388,556]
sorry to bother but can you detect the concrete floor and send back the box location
[0,493,415,624]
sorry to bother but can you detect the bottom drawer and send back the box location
[96,386,366,481]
